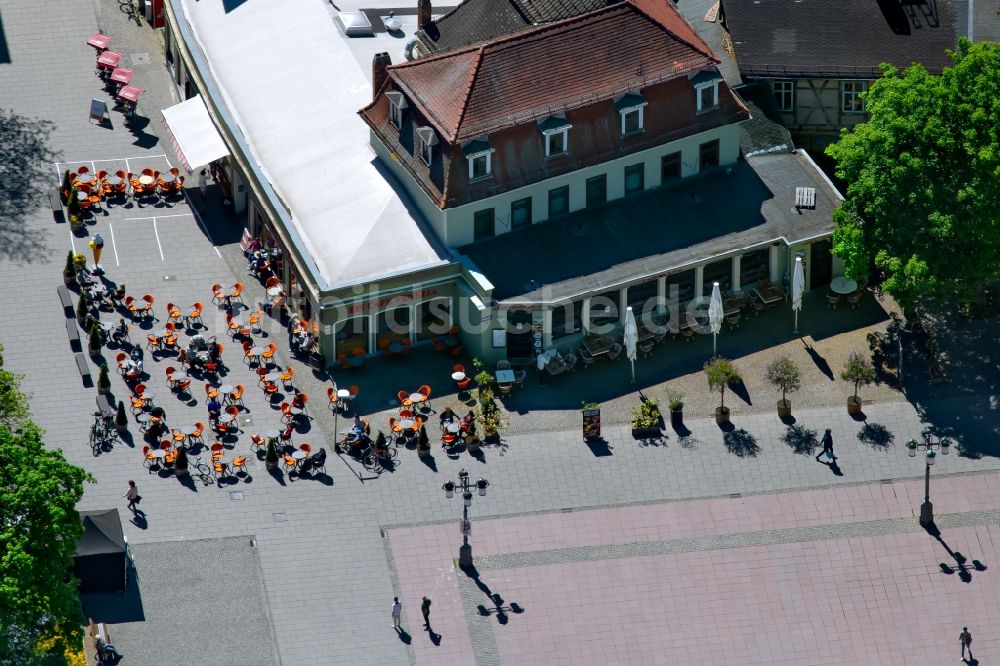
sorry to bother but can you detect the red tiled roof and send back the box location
[384,0,718,143]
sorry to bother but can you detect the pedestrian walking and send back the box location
[391,597,402,630]
[816,428,836,462]
[199,169,208,200]
[122,480,140,513]
[960,627,973,661]
[421,596,431,627]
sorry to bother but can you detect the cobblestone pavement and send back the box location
[3,0,1000,663]
[389,472,1000,665]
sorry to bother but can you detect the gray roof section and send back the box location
[417,0,616,53]
[84,537,279,665]
[720,0,957,78]
[674,0,742,85]
[459,151,839,303]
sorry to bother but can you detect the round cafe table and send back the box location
[263,372,281,383]
[179,424,197,436]
[337,389,351,401]
[172,371,188,382]
[830,277,858,295]
[219,384,234,396]
[138,174,155,186]
[266,286,284,297]
[451,371,465,381]
[388,342,404,355]
[151,449,166,460]
[409,393,424,405]
[220,413,236,425]
[292,450,307,461]
[399,419,414,430]
[445,422,461,434]
[265,429,281,442]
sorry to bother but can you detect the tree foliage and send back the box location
[841,351,876,401]
[704,357,741,409]
[0,424,91,665]
[765,356,801,402]
[826,40,1000,310]
[0,345,90,665]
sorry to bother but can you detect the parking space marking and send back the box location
[69,229,76,255]
[152,218,165,261]
[108,224,121,267]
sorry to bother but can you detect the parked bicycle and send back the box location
[361,440,397,473]
[90,411,116,456]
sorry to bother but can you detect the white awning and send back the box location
[161,95,230,171]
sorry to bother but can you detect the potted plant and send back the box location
[465,416,480,450]
[841,351,875,415]
[63,250,77,286]
[88,324,103,358]
[475,370,492,400]
[73,253,88,271]
[76,292,90,326]
[630,396,662,438]
[417,424,431,457]
[115,400,128,434]
[96,363,111,394]
[174,445,190,477]
[666,390,684,428]
[265,439,279,470]
[477,387,507,442]
[704,357,741,425]
[373,430,387,455]
[766,356,801,418]
[67,187,82,226]
[60,170,72,203]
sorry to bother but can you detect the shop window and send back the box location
[740,248,770,287]
[336,316,370,357]
[376,306,411,348]
[416,298,451,341]
[588,289,620,330]
[702,259,732,296]
[626,280,660,321]
[551,300,583,339]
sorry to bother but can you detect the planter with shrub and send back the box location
[766,356,801,418]
[841,351,875,415]
[705,357,741,425]
[666,390,684,428]
[630,397,662,438]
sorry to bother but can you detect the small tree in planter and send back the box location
[465,413,480,448]
[63,250,77,285]
[96,363,111,394]
[704,357,741,424]
[76,291,90,325]
[265,439,279,470]
[373,430,388,454]
[60,170,72,203]
[475,370,492,401]
[88,324,103,357]
[766,356,801,418]
[174,445,190,477]
[841,351,876,415]
[417,424,431,457]
[67,187,82,225]
[115,400,129,434]
[666,390,684,427]
[630,396,662,438]
[476,387,507,442]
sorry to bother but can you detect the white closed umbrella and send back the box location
[624,306,638,384]
[792,256,805,334]
[708,281,723,355]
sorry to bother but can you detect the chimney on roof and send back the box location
[372,52,392,100]
[418,0,432,28]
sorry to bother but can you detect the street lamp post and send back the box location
[907,435,949,527]
[442,469,489,568]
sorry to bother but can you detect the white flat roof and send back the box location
[178,0,448,289]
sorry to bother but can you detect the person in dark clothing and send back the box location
[206,397,222,419]
[817,428,836,461]
[112,318,128,343]
[438,406,456,427]
[299,447,326,475]
[421,596,431,627]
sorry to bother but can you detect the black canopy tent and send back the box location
[74,509,127,594]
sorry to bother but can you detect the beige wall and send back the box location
[774,79,871,133]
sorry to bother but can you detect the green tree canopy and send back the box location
[826,39,1000,310]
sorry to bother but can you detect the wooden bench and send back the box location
[50,188,65,223]
[66,318,81,351]
[57,285,74,315]
[75,353,91,383]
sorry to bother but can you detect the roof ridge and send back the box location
[624,0,719,63]
[452,46,487,142]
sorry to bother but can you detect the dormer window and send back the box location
[613,93,646,136]
[385,91,408,130]
[538,115,571,157]
[690,69,721,113]
[416,126,437,166]
[462,137,493,181]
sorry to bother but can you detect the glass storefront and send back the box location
[703,259,732,296]
[551,300,583,339]
[740,248,770,287]
[626,280,660,323]
[415,297,451,341]
[336,316,369,357]
[376,307,411,348]
[588,289,620,331]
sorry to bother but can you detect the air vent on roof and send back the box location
[795,187,816,209]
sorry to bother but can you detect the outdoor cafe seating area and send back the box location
[62,164,185,212]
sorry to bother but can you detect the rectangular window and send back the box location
[469,153,491,180]
[551,300,583,338]
[661,152,681,182]
[739,248,770,287]
[510,197,532,230]
[772,80,795,112]
[841,80,868,113]
[585,174,607,208]
[419,138,433,166]
[588,289,621,329]
[473,208,495,241]
[624,163,644,195]
[620,107,643,135]
[699,139,719,171]
[696,82,718,112]
[548,185,569,218]
[702,259,732,296]
[545,129,567,157]
[389,102,403,129]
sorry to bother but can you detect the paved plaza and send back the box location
[1,0,999,664]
